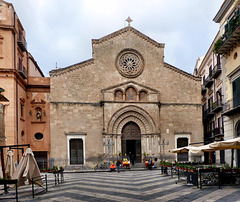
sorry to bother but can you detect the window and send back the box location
[209,65,212,77]
[115,90,123,101]
[203,75,206,85]
[177,138,188,161]
[139,91,147,101]
[34,132,43,140]
[20,104,24,118]
[218,117,223,134]
[125,87,137,101]
[233,77,240,108]
[208,97,213,110]
[20,98,25,119]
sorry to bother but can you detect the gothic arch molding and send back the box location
[107,105,156,135]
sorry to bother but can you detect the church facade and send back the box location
[50,25,203,167]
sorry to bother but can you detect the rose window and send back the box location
[116,49,144,78]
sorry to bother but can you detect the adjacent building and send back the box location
[213,0,240,167]
[0,0,50,168]
[194,31,225,164]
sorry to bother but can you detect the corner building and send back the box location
[50,26,203,167]
[0,0,50,168]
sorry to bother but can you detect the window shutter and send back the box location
[233,77,240,108]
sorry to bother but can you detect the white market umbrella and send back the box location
[12,148,42,187]
[169,146,195,153]
[188,144,216,153]
[209,137,240,150]
[5,150,15,179]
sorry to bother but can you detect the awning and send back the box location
[169,144,215,154]
[209,137,240,150]
[169,137,240,154]
[169,146,195,153]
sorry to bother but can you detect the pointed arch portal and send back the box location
[107,105,156,163]
[122,121,141,162]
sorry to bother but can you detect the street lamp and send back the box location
[158,138,169,161]
[103,138,114,167]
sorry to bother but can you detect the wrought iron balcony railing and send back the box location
[222,99,240,116]
[212,100,223,113]
[212,64,221,79]
[215,9,240,55]
[205,74,213,88]
[18,63,27,79]
[17,31,27,52]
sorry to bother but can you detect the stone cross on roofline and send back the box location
[126,17,132,27]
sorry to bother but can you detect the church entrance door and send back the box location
[122,122,141,163]
[70,139,83,164]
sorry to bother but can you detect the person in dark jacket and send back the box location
[116,160,121,173]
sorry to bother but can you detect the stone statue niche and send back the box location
[36,107,42,121]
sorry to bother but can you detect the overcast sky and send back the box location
[7,0,223,76]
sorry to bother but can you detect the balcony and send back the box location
[212,64,221,79]
[203,107,215,119]
[213,127,224,138]
[215,9,240,55]
[17,31,27,52]
[205,75,214,88]
[204,131,214,142]
[212,100,223,113]
[201,84,207,95]
[222,99,240,116]
[18,63,27,79]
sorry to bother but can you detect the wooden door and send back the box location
[70,139,83,164]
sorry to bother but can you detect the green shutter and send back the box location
[233,77,240,108]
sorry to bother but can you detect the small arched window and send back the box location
[115,90,123,101]
[125,87,137,101]
[139,91,147,101]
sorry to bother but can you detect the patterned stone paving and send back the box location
[1,170,240,201]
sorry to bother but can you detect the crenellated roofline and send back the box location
[92,26,165,48]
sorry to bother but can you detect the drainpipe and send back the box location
[13,11,19,163]
[14,11,16,69]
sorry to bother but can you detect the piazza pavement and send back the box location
[1,168,240,201]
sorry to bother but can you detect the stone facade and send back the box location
[50,26,203,167]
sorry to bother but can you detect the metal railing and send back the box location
[222,99,240,114]
[17,31,27,50]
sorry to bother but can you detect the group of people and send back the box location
[110,152,135,173]
[109,154,157,172]
[110,160,121,173]
[146,157,154,170]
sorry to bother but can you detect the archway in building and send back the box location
[122,121,141,163]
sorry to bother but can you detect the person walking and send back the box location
[132,155,135,166]
[116,160,121,173]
